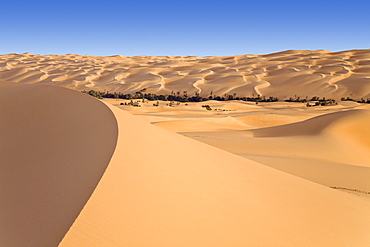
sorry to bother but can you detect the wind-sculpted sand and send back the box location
[1,49,370,99]
[1,49,370,246]
[111,98,370,201]
[2,83,370,246]
[59,101,370,247]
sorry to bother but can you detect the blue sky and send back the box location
[1,0,369,56]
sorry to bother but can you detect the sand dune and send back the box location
[0,83,118,247]
[56,100,370,247]
[1,49,370,99]
[1,83,369,246]
[1,50,370,246]
[183,108,370,167]
[109,98,370,199]
[252,108,370,138]
[250,109,370,166]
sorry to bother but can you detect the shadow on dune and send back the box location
[0,82,118,247]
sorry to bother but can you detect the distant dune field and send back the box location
[1,49,370,99]
[1,50,370,246]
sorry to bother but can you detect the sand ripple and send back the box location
[1,49,369,99]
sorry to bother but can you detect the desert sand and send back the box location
[59,101,370,247]
[111,99,370,200]
[1,49,370,100]
[1,50,370,246]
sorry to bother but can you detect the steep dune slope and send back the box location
[1,49,369,99]
[0,83,118,247]
[59,103,370,247]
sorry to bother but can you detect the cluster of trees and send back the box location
[285,96,331,103]
[201,105,212,111]
[82,89,207,102]
[306,99,337,107]
[341,97,370,104]
[201,105,231,111]
[240,95,279,103]
[83,89,103,99]
[285,96,337,107]
[357,98,370,104]
[120,100,141,107]
[81,89,278,103]
[341,97,355,101]
[285,96,309,103]
[82,89,369,106]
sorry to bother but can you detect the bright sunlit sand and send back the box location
[109,99,370,200]
[1,50,370,246]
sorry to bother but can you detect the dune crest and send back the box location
[252,109,370,137]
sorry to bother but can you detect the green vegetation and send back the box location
[309,97,337,107]
[285,95,309,103]
[341,97,354,102]
[357,98,370,104]
[119,100,141,107]
[285,96,338,107]
[82,90,369,107]
[341,96,370,104]
[201,105,212,111]
[81,89,278,103]
[81,90,103,99]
